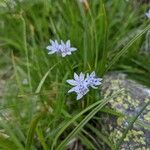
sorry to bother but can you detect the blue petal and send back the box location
[67,52,72,55]
[68,87,76,93]
[90,71,95,77]
[74,73,79,81]
[66,40,70,47]
[70,48,77,52]
[62,53,67,57]
[67,79,77,86]
[76,94,83,100]
[46,46,51,50]
[79,72,85,81]
[48,51,56,54]
[91,85,98,89]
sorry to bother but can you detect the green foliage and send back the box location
[0,0,150,149]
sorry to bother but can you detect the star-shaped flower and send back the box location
[46,40,60,54]
[46,39,77,57]
[67,72,102,100]
[60,40,77,57]
[67,72,85,86]
[85,71,102,89]
[67,73,89,100]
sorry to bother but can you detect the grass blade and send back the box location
[106,24,150,72]
[36,127,48,150]
[78,132,97,150]
[56,91,122,150]
[0,136,18,150]
[87,124,115,150]
[25,112,45,150]
[0,121,25,150]
[35,62,60,94]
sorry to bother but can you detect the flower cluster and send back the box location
[46,40,77,57]
[46,39,102,100]
[67,72,102,100]
[145,9,150,19]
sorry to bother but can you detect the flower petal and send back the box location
[70,48,77,51]
[91,71,95,77]
[74,73,79,80]
[86,73,89,78]
[48,51,56,54]
[94,79,101,85]
[85,88,90,94]
[50,40,54,44]
[54,40,59,45]
[76,94,83,100]
[91,85,98,89]
[62,53,67,57]
[68,87,76,93]
[66,40,70,47]
[46,46,51,50]
[79,72,85,81]
[67,51,72,55]
[97,78,102,82]
[61,40,65,47]
[67,79,77,86]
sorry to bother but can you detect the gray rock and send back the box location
[101,72,150,150]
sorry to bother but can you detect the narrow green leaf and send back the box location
[25,112,45,150]
[97,0,108,75]
[87,124,115,150]
[107,24,150,71]
[0,136,18,150]
[78,133,97,150]
[35,62,60,94]
[20,15,32,91]
[36,127,48,150]
[0,37,21,50]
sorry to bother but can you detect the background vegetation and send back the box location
[0,0,150,149]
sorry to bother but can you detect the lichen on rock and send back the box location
[101,72,150,150]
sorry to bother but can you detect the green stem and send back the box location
[21,15,32,91]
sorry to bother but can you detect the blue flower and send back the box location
[68,84,89,100]
[145,9,150,19]
[85,71,102,89]
[60,40,77,57]
[46,40,77,57]
[67,72,102,100]
[46,40,60,54]
[67,73,89,100]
